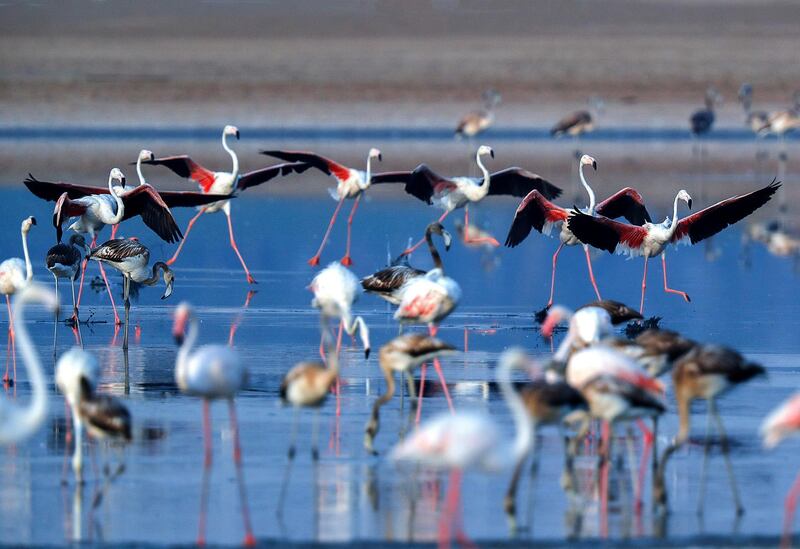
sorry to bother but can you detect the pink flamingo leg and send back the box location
[461,206,499,247]
[583,245,602,301]
[782,469,800,544]
[403,210,451,256]
[340,195,361,267]
[634,419,654,513]
[3,295,13,384]
[451,468,476,549]
[197,400,212,547]
[639,257,649,314]
[167,210,204,266]
[228,400,256,546]
[225,210,257,285]
[429,325,454,414]
[547,242,565,308]
[661,253,691,303]
[415,363,427,425]
[110,224,118,239]
[309,199,345,267]
[75,235,97,312]
[94,258,121,325]
[439,469,458,549]
[228,290,256,346]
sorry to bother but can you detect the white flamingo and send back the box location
[172,302,255,547]
[0,216,36,384]
[0,284,56,444]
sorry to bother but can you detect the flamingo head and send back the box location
[138,149,155,162]
[477,145,494,159]
[172,302,192,344]
[161,265,175,300]
[109,168,126,193]
[580,154,597,170]
[571,307,613,348]
[224,125,240,140]
[69,234,89,255]
[369,148,382,161]
[677,189,692,210]
[426,222,452,251]
[21,216,36,234]
[482,88,502,108]
[540,305,573,338]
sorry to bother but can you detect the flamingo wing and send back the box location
[370,164,448,205]
[504,190,568,247]
[120,185,183,243]
[141,155,216,192]
[24,174,108,201]
[236,161,314,191]
[487,168,562,200]
[595,187,652,225]
[259,150,351,181]
[89,238,149,264]
[672,180,780,245]
[155,189,236,208]
[53,193,89,242]
[567,209,648,255]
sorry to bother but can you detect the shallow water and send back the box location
[0,141,799,546]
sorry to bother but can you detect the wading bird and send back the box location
[88,238,175,349]
[761,392,800,542]
[361,222,451,305]
[738,84,770,143]
[506,155,651,316]
[172,302,255,547]
[567,181,780,313]
[455,89,501,139]
[654,344,765,515]
[0,284,55,444]
[46,234,89,323]
[142,125,312,283]
[690,87,722,141]
[364,334,457,454]
[260,148,383,266]
[394,264,461,419]
[390,348,534,548]
[372,146,562,255]
[1,216,36,384]
[56,347,131,484]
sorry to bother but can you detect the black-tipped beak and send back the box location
[592,160,597,170]
[174,333,184,345]
[688,199,693,209]
[120,176,126,185]
[30,217,37,225]
[364,348,371,360]
[490,149,495,158]
[378,153,383,161]
[235,130,240,140]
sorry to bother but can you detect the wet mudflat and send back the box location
[0,141,798,547]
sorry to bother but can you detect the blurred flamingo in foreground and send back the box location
[762,392,800,543]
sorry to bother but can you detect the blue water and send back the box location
[0,161,798,546]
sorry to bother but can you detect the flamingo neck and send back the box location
[136,157,146,186]
[107,174,125,225]
[580,163,596,213]
[176,312,199,388]
[425,229,444,271]
[138,262,165,286]
[361,154,373,190]
[474,152,491,199]
[223,133,239,178]
[497,356,534,465]
[6,292,47,442]
[21,228,32,282]
[667,192,681,239]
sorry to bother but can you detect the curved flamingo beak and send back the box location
[442,230,452,251]
[687,198,693,209]
[592,160,597,170]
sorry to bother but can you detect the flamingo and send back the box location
[761,392,800,542]
[309,262,371,415]
[551,99,602,162]
[1,215,36,384]
[567,180,780,313]
[88,238,175,349]
[46,234,89,323]
[738,84,770,137]
[0,284,56,444]
[389,348,534,548]
[579,299,643,325]
[56,347,131,484]
[506,155,652,317]
[172,302,255,547]
[455,89,501,139]
[654,344,765,515]
[260,148,383,267]
[361,222,451,305]
[142,125,312,283]
[503,361,589,533]
[394,266,461,419]
[364,333,457,454]
[371,145,562,255]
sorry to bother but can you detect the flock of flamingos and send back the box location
[1,96,800,547]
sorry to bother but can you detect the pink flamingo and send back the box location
[761,392,800,543]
